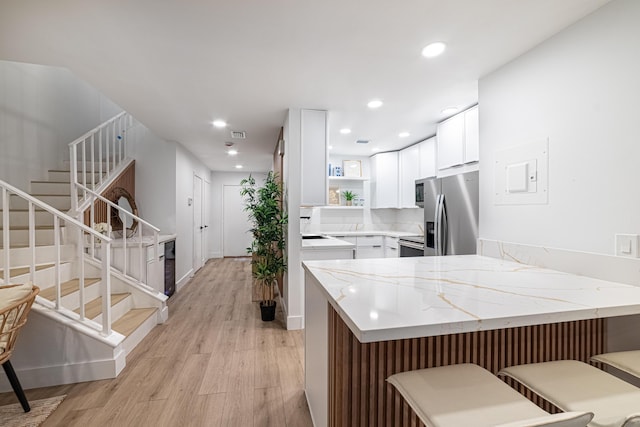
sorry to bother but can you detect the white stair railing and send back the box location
[69,111,132,213]
[78,183,160,291]
[0,179,115,336]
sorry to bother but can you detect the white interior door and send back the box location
[223,185,252,257]
[193,174,203,272]
[202,179,210,263]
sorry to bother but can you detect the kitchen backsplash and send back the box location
[300,207,423,234]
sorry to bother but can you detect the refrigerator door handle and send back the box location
[441,195,448,256]
[435,194,443,255]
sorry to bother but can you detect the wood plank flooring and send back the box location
[0,257,313,427]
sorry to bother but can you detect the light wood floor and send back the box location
[0,258,314,427]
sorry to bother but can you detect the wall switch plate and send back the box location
[615,234,639,257]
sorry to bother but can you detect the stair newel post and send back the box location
[98,127,103,187]
[138,224,145,286]
[89,194,96,259]
[105,125,110,179]
[70,143,78,213]
[53,216,61,310]
[77,225,86,321]
[122,207,127,276]
[100,238,112,336]
[28,202,36,283]
[90,134,95,190]
[2,187,10,281]
[81,139,87,200]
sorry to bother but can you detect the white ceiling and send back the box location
[0,0,611,173]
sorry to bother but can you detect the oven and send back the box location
[398,236,425,257]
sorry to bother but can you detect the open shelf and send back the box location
[328,176,369,181]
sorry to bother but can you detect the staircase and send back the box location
[0,112,168,390]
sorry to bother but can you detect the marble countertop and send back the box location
[302,255,640,343]
[301,235,356,250]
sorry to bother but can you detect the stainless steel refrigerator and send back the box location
[423,171,479,256]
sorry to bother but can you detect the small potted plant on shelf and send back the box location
[342,190,357,206]
[240,172,288,322]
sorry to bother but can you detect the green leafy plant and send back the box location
[240,172,288,305]
[342,190,357,205]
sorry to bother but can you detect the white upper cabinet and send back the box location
[437,113,465,169]
[399,144,420,208]
[370,151,398,208]
[436,106,479,170]
[300,109,327,206]
[418,137,436,179]
[464,106,479,163]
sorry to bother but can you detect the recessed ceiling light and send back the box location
[235,164,243,169]
[339,128,351,135]
[328,145,333,150]
[398,132,410,138]
[367,99,383,109]
[441,107,459,115]
[212,119,227,128]
[228,149,238,156]
[421,42,446,58]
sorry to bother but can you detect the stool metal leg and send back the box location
[2,360,30,412]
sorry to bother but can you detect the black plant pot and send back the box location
[260,301,277,322]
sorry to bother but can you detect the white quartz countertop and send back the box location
[301,235,356,250]
[302,255,640,343]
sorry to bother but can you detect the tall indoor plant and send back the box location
[240,172,288,321]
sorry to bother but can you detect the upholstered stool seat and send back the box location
[499,360,640,427]
[592,350,640,381]
[387,363,592,427]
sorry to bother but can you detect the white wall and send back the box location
[0,60,122,190]
[210,171,267,259]
[175,144,212,287]
[130,123,176,234]
[284,108,303,329]
[479,0,640,255]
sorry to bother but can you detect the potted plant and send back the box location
[342,190,357,206]
[240,172,288,321]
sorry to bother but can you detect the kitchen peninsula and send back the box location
[303,256,640,427]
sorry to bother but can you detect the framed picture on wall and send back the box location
[342,160,362,178]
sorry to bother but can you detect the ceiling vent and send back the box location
[356,139,370,144]
[230,131,246,139]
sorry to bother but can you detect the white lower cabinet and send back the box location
[385,236,399,258]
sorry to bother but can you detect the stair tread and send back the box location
[40,277,101,300]
[113,308,157,337]
[74,293,130,319]
[0,263,55,280]
[30,180,69,184]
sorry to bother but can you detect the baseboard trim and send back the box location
[0,348,126,392]
[210,251,222,259]
[287,314,304,331]
[176,269,193,292]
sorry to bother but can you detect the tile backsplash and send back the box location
[300,207,423,234]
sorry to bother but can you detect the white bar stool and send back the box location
[592,350,640,380]
[387,363,592,427]
[499,360,640,427]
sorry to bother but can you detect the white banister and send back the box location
[76,182,160,291]
[2,188,9,281]
[69,111,131,212]
[101,242,111,336]
[0,179,113,335]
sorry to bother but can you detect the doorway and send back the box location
[193,174,204,272]
[223,185,252,257]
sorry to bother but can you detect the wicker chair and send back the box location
[0,283,40,413]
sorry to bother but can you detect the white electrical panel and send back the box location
[495,139,548,205]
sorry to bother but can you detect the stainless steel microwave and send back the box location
[415,178,428,207]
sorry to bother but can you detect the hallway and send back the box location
[0,258,314,426]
